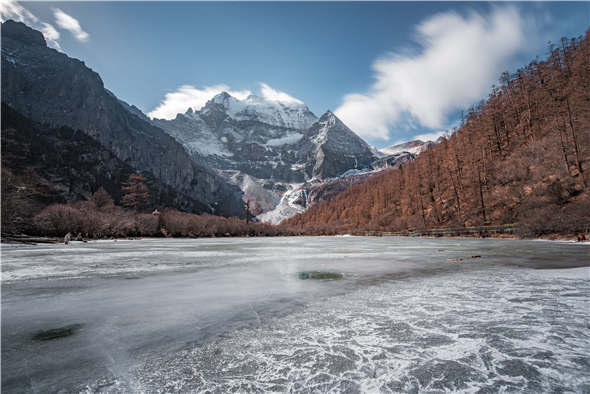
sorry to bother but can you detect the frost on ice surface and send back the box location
[136,266,590,393]
[3,238,589,393]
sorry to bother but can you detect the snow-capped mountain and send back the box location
[150,92,411,223]
[1,20,244,217]
[300,111,377,180]
[188,91,317,130]
[379,139,433,156]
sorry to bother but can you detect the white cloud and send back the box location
[148,84,252,120]
[53,8,89,42]
[335,7,529,140]
[40,22,61,49]
[0,0,37,24]
[0,0,61,49]
[260,82,303,105]
[148,83,304,120]
[40,22,59,41]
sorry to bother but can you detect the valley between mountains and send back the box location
[2,19,588,239]
[1,19,428,228]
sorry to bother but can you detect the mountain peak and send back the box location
[311,110,372,149]
[200,90,317,130]
[317,110,341,127]
[379,139,432,156]
[1,20,46,47]
[213,91,232,101]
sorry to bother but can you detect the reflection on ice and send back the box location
[298,271,344,280]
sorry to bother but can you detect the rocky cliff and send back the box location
[152,93,393,222]
[1,20,244,217]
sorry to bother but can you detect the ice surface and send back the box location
[2,237,589,392]
[137,267,590,392]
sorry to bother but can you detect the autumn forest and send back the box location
[285,32,590,237]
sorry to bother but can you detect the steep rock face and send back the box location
[257,152,414,225]
[156,96,377,184]
[1,20,243,217]
[152,92,319,183]
[1,104,211,231]
[153,95,380,215]
[298,111,377,180]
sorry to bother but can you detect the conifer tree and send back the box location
[120,173,149,211]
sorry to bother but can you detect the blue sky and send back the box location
[4,2,590,148]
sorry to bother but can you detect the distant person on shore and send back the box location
[577,233,587,242]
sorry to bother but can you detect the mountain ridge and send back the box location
[1,104,215,233]
[285,31,590,235]
[2,19,422,224]
[1,20,244,217]
[151,93,395,222]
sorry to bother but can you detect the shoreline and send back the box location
[2,232,589,245]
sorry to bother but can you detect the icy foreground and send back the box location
[2,237,589,392]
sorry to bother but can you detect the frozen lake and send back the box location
[2,236,589,392]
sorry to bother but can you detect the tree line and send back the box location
[285,32,590,237]
[30,174,298,238]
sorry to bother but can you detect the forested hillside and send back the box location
[1,105,214,233]
[285,32,590,237]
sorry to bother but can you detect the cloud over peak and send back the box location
[148,85,252,120]
[1,0,59,48]
[148,83,304,120]
[0,0,37,24]
[40,22,60,42]
[260,83,303,105]
[335,7,529,140]
[1,1,90,49]
[53,8,89,42]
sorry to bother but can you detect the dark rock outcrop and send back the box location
[1,19,46,46]
[1,104,213,232]
[1,20,243,217]
[154,98,378,185]
[297,110,377,180]
[152,95,384,221]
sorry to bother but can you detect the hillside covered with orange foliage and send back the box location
[285,32,590,237]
